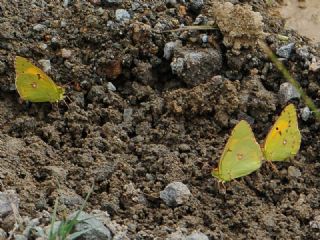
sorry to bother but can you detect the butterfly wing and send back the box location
[15,56,65,103]
[212,120,263,182]
[263,104,301,162]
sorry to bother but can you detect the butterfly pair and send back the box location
[212,104,301,182]
[15,56,65,103]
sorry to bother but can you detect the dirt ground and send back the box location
[0,0,320,239]
[280,0,320,43]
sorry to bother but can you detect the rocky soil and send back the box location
[0,0,320,239]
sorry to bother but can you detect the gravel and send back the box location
[278,82,300,103]
[276,43,295,59]
[38,59,51,73]
[160,182,191,207]
[300,106,311,121]
[115,9,130,22]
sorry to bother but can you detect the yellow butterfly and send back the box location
[212,120,263,182]
[15,56,65,103]
[263,104,301,161]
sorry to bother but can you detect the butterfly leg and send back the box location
[267,161,279,173]
[62,99,69,109]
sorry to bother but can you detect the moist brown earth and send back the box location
[0,0,320,239]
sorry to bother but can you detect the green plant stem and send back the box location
[260,42,320,121]
[162,25,217,33]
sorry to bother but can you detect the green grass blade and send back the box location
[260,41,320,121]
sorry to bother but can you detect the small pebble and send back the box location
[38,43,48,50]
[193,14,207,25]
[123,108,133,122]
[170,48,222,86]
[115,9,130,22]
[0,228,7,238]
[14,235,27,240]
[278,82,300,103]
[0,61,7,74]
[178,144,191,152]
[170,58,184,74]
[107,82,116,91]
[309,57,320,72]
[296,46,310,59]
[186,232,209,240]
[33,24,46,32]
[104,0,123,4]
[96,7,105,15]
[60,20,67,27]
[189,0,204,12]
[310,215,320,229]
[300,107,311,121]
[276,43,295,59]
[166,0,177,7]
[163,41,182,60]
[201,34,208,43]
[87,85,105,102]
[160,182,191,207]
[63,0,69,7]
[288,166,301,178]
[38,59,51,73]
[0,190,19,218]
[167,229,186,240]
[61,48,72,58]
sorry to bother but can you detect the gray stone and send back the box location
[0,228,7,238]
[14,235,27,240]
[166,228,187,240]
[170,48,222,86]
[123,108,133,122]
[201,34,208,43]
[296,46,310,59]
[69,211,112,240]
[160,182,191,207]
[170,58,184,74]
[288,166,301,178]
[189,0,204,12]
[115,9,130,22]
[300,106,311,121]
[193,15,208,25]
[309,58,320,72]
[33,24,46,32]
[278,82,300,103]
[60,20,67,27]
[0,190,19,218]
[163,41,182,60]
[276,43,295,59]
[63,0,69,7]
[107,82,116,91]
[178,144,191,152]
[38,43,48,50]
[61,48,72,58]
[72,92,85,107]
[104,0,123,4]
[310,215,320,229]
[38,59,51,73]
[87,85,106,102]
[0,61,7,74]
[166,0,177,7]
[186,232,209,240]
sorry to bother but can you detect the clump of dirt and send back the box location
[0,0,320,239]
[212,2,265,50]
